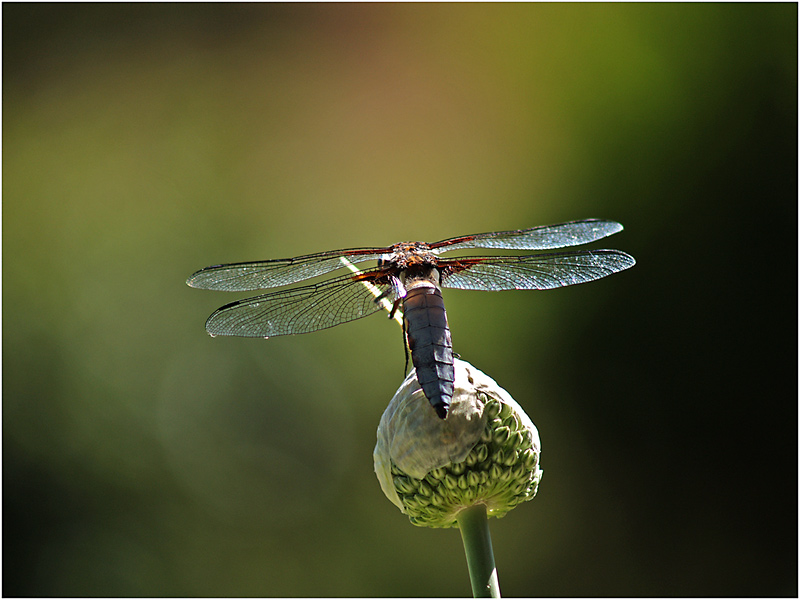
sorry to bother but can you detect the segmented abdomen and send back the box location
[402,285,454,418]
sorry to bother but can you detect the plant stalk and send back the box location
[457,504,500,598]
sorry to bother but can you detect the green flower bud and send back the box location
[374,358,543,529]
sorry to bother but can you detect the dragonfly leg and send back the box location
[402,317,410,375]
[388,298,402,321]
[376,275,406,307]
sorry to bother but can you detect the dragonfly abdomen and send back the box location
[402,284,455,419]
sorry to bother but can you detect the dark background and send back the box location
[4,3,796,597]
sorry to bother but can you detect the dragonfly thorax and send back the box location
[385,241,434,269]
[400,263,441,289]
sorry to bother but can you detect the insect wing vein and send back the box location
[431,219,624,253]
[204,272,394,337]
[187,249,387,292]
[440,250,635,291]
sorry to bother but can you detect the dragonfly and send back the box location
[187,219,635,419]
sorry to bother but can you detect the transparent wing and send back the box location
[204,271,398,338]
[187,248,389,292]
[430,219,624,253]
[440,250,635,291]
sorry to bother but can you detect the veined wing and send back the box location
[204,270,398,338]
[187,247,390,292]
[440,250,635,291]
[430,219,624,253]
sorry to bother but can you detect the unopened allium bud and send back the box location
[374,358,542,528]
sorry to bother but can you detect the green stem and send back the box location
[457,504,500,598]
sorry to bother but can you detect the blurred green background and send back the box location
[3,3,796,597]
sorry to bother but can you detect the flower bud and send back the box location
[374,358,542,528]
